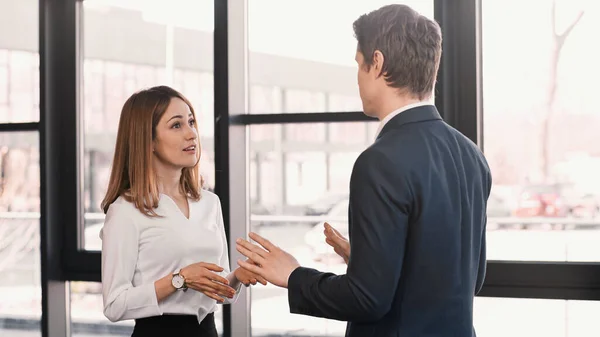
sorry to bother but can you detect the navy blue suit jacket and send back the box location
[287,105,491,337]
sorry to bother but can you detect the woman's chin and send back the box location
[182,159,199,168]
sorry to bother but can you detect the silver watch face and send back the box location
[172,274,185,289]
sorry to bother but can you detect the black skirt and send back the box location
[131,313,217,337]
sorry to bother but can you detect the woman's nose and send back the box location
[185,126,198,140]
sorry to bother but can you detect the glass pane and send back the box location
[249,122,376,336]
[248,1,434,114]
[80,1,220,333]
[474,297,599,337]
[70,282,133,337]
[0,132,41,337]
[482,0,600,261]
[0,0,39,123]
[82,0,216,250]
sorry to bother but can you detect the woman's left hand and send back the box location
[234,260,268,287]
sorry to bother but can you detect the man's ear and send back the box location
[372,50,385,78]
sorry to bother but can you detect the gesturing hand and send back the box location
[324,222,350,264]
[180,262,236,302]
[234,260,268,287]
[235,232,300,288]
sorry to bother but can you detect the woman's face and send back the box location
[152,97,200,170]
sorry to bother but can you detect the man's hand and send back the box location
[236,232,300,288]
[233,260,268,287]
[324,222,350,264]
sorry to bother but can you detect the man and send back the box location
[236,4,491,337]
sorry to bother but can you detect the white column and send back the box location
[228,0,250,335]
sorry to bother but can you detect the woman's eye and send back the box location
[189,119,196,126]
[172,122,181,129]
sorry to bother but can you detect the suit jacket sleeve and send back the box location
[475,229,486,295]
[475,167,492,294]
[287,150,411,322]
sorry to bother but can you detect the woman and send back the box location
[100,85,265,337]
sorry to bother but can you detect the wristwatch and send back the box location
[172,269,188,291]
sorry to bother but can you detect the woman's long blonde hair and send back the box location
[101,86,202,216]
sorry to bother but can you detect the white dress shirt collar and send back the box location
[374,101,434,140]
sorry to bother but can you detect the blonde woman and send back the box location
[100,86,265,337]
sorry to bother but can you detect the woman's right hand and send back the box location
[180,262,236,302]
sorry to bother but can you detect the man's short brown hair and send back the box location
[353,4,442,100]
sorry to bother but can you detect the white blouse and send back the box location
[100,190,240,323]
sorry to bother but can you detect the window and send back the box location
[247,0,434,114]
[248,123,373,335]
[40,0,600,335]
[474,298,600,337]
[0,132,40,337]
[482,0,599,262]
[81,0,216,250]
[8,51,38,122]
[0,0,38,123]
[244,3,435,334]
[0,1,40,336]
[78,0,219,333]
[250,85,282,114]
[0,52,8,107]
